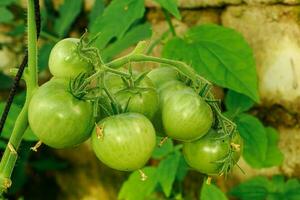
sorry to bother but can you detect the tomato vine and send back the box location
[0,0,240,195]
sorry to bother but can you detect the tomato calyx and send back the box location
[212,130,243,177]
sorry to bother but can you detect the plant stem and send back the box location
[162,9,176,37]
[0,0,38,193]
[106,54,208,85]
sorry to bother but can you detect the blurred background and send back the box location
[0,0,300,199]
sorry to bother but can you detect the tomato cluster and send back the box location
[28,38,243,176]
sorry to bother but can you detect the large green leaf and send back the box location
[53,0,82,37]
[162,24,259,102]
[154,0,181,20]
[157,151,181,197]
[118,167,158,200]
[88,0,105,25]
[89,0,145,50]
[200,183,228,200]
[102,23,152,61]
[236,114,268,168]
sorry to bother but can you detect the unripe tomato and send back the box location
[162,90,213,141]
[115,88,159,120]
[28,78,94,148]
[104,73,159,119]
[153,80,191,134]
[92,113,156,171]
[147,67,180,88]
[49,38,94,79]
[183,130,243,175]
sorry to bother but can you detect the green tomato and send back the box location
[183,129,243,175]
[103,72,158,119]
[92,113,156,171]
[49,38,93,79]
[162,90,213,141]
[115,88,159,120]
[153,80,191,135]
[28,78,94,148]
[147,67,180,88]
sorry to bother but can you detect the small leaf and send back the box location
[53,0,82,37]
[157,151,181,197]
[262,127,284,167]
[102,23,152,61]
[225,90,254,113]
[200,183,228,200]
[152,137,174,159]
[118,167,158,200]
[0,7,13,23]
[90,0,145,50]
[236,114,268,168]
[154,0,181,20]
[162,24,259,102]
[229,176,271,200]
[175,154,189,181]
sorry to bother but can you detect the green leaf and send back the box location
[90,0,145,50]
[284,179,300,200]
[0,0,16,6]
[7,24,25,36]
[53,0,82,37]
[88,0,105,26]
[157,151,181,197]
[162,24,259,102]
[0,102,38,141]
[0,72,13,90]
[175,154,189,181]
[154,0,181,20]
[13,92,26,106]
[152,137,174,159]
[0,103,22,139]
[200,183,228,200]
[118,167,158,200]
[236,114,268,168]
[225,90,254,113]
[229,176,270,200]
[262,127,284,167]
[102,23,152,61]
[0,140,7,149]
[38,43,54,71]
[0,7,13,23]
[230,176,300,200]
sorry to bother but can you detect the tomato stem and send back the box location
[0,0,38,194]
